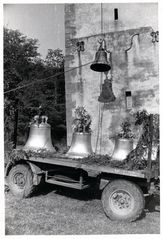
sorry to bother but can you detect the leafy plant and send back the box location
[117,118,135,139]
[126,110,159,163]
[72,106,92,133]
[4,27,66,147]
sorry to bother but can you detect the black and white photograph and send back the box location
[1,0,161,236]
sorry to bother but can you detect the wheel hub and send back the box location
[13,173,26,188]
[110,190,134,214]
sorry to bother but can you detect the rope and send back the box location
[95,3,105,154]
[101,2,103,35]
[99,103,105,154]
[4,61,93,95]
[95,72,103,153]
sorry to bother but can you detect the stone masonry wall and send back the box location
[64,3,159,155]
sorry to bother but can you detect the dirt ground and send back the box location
[5,184,160,235]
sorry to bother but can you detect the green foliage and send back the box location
[9,149,29,163]
[152,114,160,145]
[134,109,159,148]
[76,153,148,170]
[8,148,147,171]
[126,110,159,163]
[72,107,92,133]
[117,118,135,139]
[4,27,39,91]
[45,49,64,68]
[4,27,66,148]
[134,109,149,125]
[4,27,40,147]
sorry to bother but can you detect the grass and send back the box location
[5,184,160,235]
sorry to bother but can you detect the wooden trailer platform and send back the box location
[27,154,148,179]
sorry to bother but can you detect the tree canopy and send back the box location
[4,27,66,149]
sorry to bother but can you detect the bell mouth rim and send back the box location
[115,138,133,142]
[90,63,111,72]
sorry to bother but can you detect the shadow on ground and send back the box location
[145,194,160,212]
[34,182,101,201]
[34,182,160,213]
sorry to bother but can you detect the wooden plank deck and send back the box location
[27,155,146,179]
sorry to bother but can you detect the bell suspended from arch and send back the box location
[24,115,56,152]
[90,39,111,72]
[98,73,116,103]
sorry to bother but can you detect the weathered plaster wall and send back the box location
[65,3,159,155]
[69,3,158,38]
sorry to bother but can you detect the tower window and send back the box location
[114,8,118,21]
[125,91,131,97]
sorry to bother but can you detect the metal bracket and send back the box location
[125,33,139,52]
[76,41,85,52]
[151,31,159,43]
[99,178,110,190]
[87,169,100,177]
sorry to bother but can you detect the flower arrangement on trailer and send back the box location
[72,106,92,133]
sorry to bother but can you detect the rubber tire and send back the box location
[101,179,145,222]
[8,164,35,199]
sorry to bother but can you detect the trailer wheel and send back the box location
[102,179,145,222]
[8,164,35,199]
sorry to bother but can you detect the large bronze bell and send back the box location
[111,138,133,161]
[90,49,111,72]
[66,132,93,158]
[24,115,56,152]
[90,39,111,72]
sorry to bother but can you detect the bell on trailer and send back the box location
[111,138,133,161]
[66,132,93,158]
[24,115,56,152]
[90,39,111,72]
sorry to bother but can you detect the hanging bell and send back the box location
[24,115,56,152]
[90,39,111,72]
[98,75,116,103]
[111,138,133,161]
[66,132,93,158]
[90,49,111,72]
